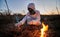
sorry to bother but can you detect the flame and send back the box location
[40,22,48,37]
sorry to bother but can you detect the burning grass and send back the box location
[40,22,48,37]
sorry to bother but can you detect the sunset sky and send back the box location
[0,0,60,15]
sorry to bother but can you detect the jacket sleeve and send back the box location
[15,14,27,26]
[20,15,27,25]
[37,11,41,21]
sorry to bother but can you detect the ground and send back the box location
[0,15,60,37]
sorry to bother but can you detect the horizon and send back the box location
[0,0,60,15]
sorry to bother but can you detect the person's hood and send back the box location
[28,3,35,10]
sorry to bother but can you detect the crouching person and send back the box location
[15,3,42,31]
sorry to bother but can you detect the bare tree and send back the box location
[5,0,9,13]
[56,0,59,15]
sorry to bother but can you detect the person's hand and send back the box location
[33,20,41,25]
[15,23,22,30]
[28,21,33,25]
[15,23,21,31]
[15,23,22,29]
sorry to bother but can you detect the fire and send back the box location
[40,22,48,37]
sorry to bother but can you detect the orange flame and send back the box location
[40,22,48,37]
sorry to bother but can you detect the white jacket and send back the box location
[15,3,41,26]
[15,10,41,26]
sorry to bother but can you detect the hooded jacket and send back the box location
[15,3,41,26]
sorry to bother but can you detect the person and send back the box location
[15,3,41,28]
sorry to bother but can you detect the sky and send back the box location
[0,0,60,15]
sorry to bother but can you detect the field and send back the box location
[0,14,60,37]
